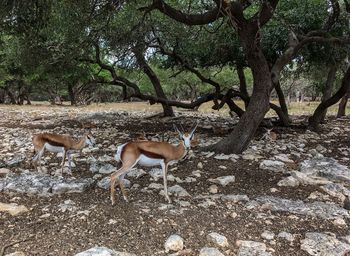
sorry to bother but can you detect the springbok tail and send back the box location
[114,143,127,162]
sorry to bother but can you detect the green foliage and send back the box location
[0,0,349,105]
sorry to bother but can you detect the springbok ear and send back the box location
[190,121,199,137]
[173,124,182,137]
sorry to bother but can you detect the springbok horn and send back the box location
[190,121,199,136]
[173,124,182,136]
[179,123,185,133]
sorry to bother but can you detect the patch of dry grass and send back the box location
[0,100,349,117]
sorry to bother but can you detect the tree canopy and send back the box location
[1,0,350,152]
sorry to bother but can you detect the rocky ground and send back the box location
[0,105,350,256]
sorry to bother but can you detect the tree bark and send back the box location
[68,84,76,105]
[133,48,175,117]
[273,81,291,125]
[309,65,350,130]
[274,82,288,116]
[205,31,272,153]
[337,93,349,117]
[320,64,337,122]
[237,65,249,108]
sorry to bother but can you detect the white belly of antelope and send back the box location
[138,154,164,167]
[45,143,64,153]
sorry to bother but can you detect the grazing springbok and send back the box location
[110,123,199,205]
[32,132,95,175]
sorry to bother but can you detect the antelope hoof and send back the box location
[166,196,172,204]
[111,197,116,206]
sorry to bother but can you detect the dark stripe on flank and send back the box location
[140,149,164,159]
[44,138,65,147]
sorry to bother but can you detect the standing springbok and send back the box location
[32,132,95,175]
[110,123,198,205]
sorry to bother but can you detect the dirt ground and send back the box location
[0,104,350,256]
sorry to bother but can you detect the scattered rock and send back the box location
[5,154,26,167]
[75,246,136,256]
[301,232,350,256]
[166,185,190,197]
[208,176,235,187]
[277,232,294,242]
[0,168,10,175]
[321,183,350,201]
[0,202,29,216]
[149,168,163,181]
[333,218,347,226]
[97,176,111,190]
[259,160,286,172]
[275,154,294,163]
[277,176,300,187]
[236,240,272,256]
[148,183,163,190]
[261,230,275,240]
[316,144,327,153]
[90,162,115,174]
[199,247,224,256]
[214,154,237,161]
[164,234,184,253]
[98,155,114,162]
[242,153,262,160]
[221,194,249,203]
[52,178,95,194]
[207,232,229,247]
[214,154,231,160]
[209,185,218,194]
[5,252,26,256]
[197,162,203,169]
[126,169,147,179]
[300,157,350,183]
[58,199,77,212]
[1,172,94,196]
[291,171,331,185]
[252,196,349,220]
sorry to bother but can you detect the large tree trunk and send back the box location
[237,65,249,108]
[6,88,17,104]
[337,93,349,117]
[205,37,271,153]
[68,84,76,106]
[320,64,337,122]
[0,89,5,103]
[133,48,174,117]
[309,65,350,130]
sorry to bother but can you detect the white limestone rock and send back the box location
[199,247,224,256]
[207,232,229,247]
[75,246,136,256]
[164,234,184,253]
[0,202,29,216]
[301,232,350,256]
[208,176,235,187]
[259,160,286,172]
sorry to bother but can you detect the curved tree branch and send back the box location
[140,0,222,25]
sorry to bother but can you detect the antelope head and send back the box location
[173,122,199,150]
[85,132,95,147]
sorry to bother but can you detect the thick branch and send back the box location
[253,0,279,27]
[309,65,350,130]
[156,42,221,94]
[271,32,350,85]
[141,0,221,25]
[323,0,340,31]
